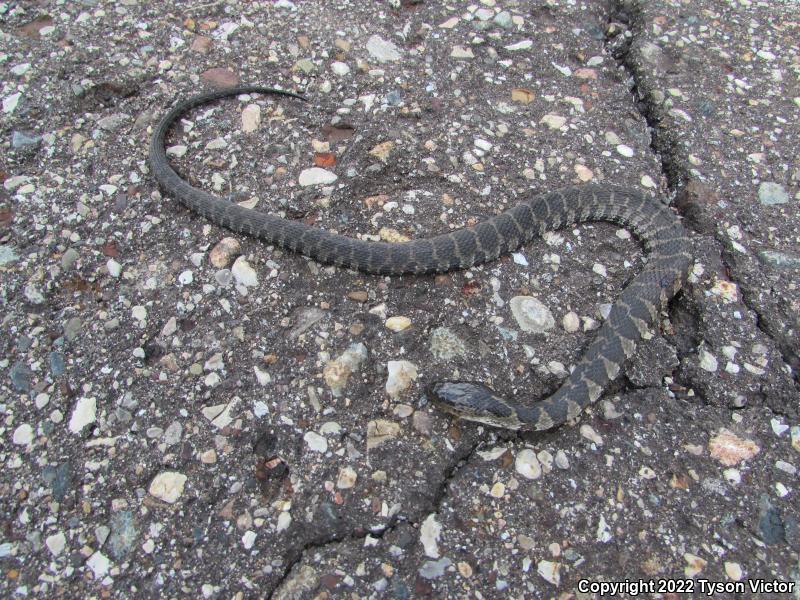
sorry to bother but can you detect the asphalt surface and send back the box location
[1,1,798,598]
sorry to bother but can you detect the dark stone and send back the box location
[113,194,129,212]
[10,361,33,393]
[253,431,278,457]
[392,579,411,599]
[758,495,785,545]
[42,463,72,502]
[49,351,66,377]
[386,90,403,106]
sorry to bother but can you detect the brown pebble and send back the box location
[434,274,451,286]
[191,36,212,53]
[414,577,433,597]
[348,290,369,302]
[209,237,241,268]
[320,574,341,590]
[412,411,432,436]
[201,67,239,88]
[448,424,461,441]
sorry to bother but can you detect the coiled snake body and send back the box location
[149,85,692,431]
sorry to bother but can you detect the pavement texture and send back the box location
[1,0,798,598]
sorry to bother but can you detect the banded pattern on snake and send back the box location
[149,85,693,431]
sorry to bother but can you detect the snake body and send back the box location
[149,85,692,431]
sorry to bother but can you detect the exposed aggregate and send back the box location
[1,0,798,598]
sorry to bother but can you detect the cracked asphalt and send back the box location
[1,0,798,598]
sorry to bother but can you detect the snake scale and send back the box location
[149,85,693,431]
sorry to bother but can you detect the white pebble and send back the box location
[276,511,292,532]
[506,39,533,51]
[580,424,603,445]
[490,482,506,498]
[562,311,580,333]
[385,360,418,399]
[331,61,350,75]
[385,316,411,332]
[515,449,542,480]
[231,256,258,287]
[12,423,34,445]
[107,258,122,277]
[148,471,187,504]
[304,431,328,453]
[698,349,718,372]
[45,532,66,556]
[131,305,147,322]
[205,137,227,150]
[540,114,566,130]
[69,397,97,433]
[537,560,561,586]
[723,468,741,485]
[554,450,570,469]
[166,145,188,157]
[241,104,261,133]
[512,252,528,266]
[298,167,337,186]
[86,552,111,579]
[366,34,403,62]
[242,530,257,549]
[770,418,789,436]
[420,514,442,558]
[337,466,358,489]
[616,144,634,157]
[450,45,475,59]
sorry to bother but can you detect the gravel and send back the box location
[1,0,797,597]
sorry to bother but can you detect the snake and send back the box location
[149,85,693,431]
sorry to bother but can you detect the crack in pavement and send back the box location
[266,514,403,599]
[606,0,799,389]
[422,437,483,521]
[266,437,480,598]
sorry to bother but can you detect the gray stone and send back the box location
[61,248,79,270]
[96,113,131,131]
[12,130,41,149]
[63,317,82,342]
[107,511,137,559]
[366,34,402,63]
[49,352,65,377]
[510,296,555,333]
[758,182,789,205]
[493,11,513,29]
[429,327,467,360]
[289,307,326,339]
[419,557,452,579]
[163,421,183,445]
[0,245,19,266]
[759,250,800,269]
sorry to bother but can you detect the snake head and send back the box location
[427,381,523,430]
